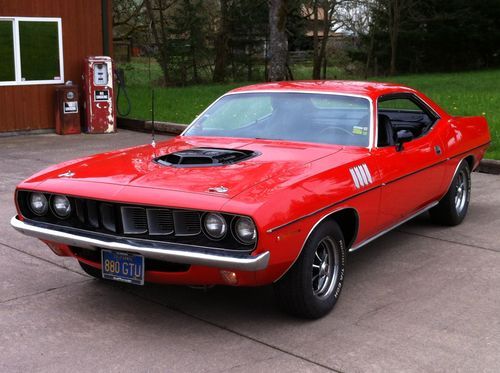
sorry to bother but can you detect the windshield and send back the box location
[184,92,371,147]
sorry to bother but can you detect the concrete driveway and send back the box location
[1,131,499,372]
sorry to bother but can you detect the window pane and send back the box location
[187,93,370,147]
[379,98,423,112]
[0,20,15,82]
[202,95,273,130]
[19,21,60,81]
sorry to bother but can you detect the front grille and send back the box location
[17,191,256,251]
[147,209,174,235]
[121,206,148,234]
[99,203,116,232]
[172,210,201,235]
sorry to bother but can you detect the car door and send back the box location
[374,93,446,230]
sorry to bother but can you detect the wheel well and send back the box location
[464,155,475,171]
[326,208,359,249]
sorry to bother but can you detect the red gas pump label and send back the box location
[94,90,109,101]
[63,101,78,114]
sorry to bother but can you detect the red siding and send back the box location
[0,0,113,132]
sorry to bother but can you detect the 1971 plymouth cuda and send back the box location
[11,81,490,318]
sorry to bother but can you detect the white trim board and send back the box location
[0,16,64,87]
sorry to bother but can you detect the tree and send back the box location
[231,0,269,81]
[169,0,212,84]
[144,0,179,83]
[337,0,373,77]
[212,0,231,82]
[268,0,290,81]
[370,0,420,75]
[311,0,344,79]
[386,0,404,75]
[113,0,147,42]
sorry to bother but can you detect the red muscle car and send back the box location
[11,81,490,318]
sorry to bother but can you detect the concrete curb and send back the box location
[117,117,500,175]
[477,159,500,175]
[117,117,186,135]
[145,120,186,135]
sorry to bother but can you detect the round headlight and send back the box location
[29,193,48,216]
[203,213,227,239]
[52,195,71,218]
[234,217,257,245]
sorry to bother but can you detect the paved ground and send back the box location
[0,130,499,373]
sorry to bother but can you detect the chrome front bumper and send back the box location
[10,216,269,271]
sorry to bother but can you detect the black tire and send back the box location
[78,261,103,279]
[430,160,471,226]
[273,220,346,319]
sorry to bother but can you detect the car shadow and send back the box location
[84,228,408,326]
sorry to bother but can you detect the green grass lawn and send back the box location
[118,63,499,159]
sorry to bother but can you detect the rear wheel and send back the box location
[273,221,346,319]
[78,261,103,279]
[430,160,471,226]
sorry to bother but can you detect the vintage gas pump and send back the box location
[82,56,116,133]
[54,83,81,135]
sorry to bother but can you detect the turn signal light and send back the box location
[220,270,238,285]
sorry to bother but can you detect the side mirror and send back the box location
[395,130,414,151]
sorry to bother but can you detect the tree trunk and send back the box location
[388,0,400,76]
[268,0,289,81]
[318,1,331,79]
[313,1,334,80]
[364,28,375,78]
[213,0,229,82]
[322,54,327,79]
[312,1,320,79]
[145,0,170,84]
[185,0,199,83]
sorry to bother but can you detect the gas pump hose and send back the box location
[116,67,132,117]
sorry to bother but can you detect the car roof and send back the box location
[228,80,417,99]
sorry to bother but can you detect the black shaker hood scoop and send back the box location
[154,148,259,167]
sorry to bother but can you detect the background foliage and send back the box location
[113,0,499,158]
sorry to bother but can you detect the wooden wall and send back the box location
[0,0,113,132]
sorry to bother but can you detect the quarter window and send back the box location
[0,17,64,86]
[377,94,438,144]
[378,98,423,112]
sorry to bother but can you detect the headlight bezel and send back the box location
[51,194,72,219]
[233,216,257,245]
[29,192,49,216]
[202,212,228,240]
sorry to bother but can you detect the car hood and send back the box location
[25,136,342,199]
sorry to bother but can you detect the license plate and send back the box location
[101,250,144,285]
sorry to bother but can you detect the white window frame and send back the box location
[0,17,64,86]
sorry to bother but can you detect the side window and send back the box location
[378,98,423,113]
[377,95,437,147]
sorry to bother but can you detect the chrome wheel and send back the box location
[274,220,346,318]
[454,169,468,214]
[311,237,339,298]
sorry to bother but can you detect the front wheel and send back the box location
[430,160,471,226]
[273,221,346,319]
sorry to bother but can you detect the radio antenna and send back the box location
[151,87,156,148]
[148,21,156,149]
